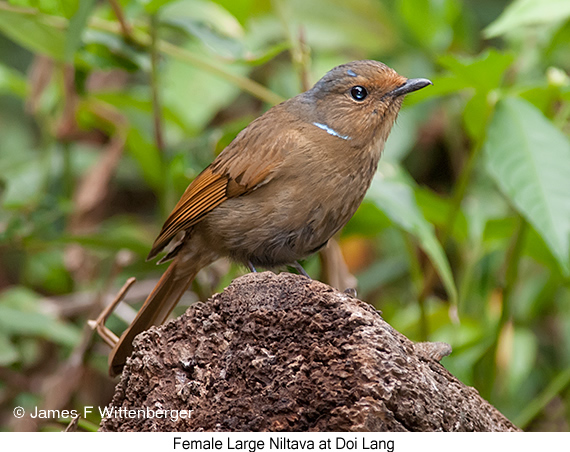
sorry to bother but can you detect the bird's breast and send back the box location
[199,139,382,267]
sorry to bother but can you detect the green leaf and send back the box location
[0,7,66,60]
[64,0,96,62]
[484,97,570,275]
[0,333,19,366]
[366,162,458,305]
[383,106,425,162]
[0,64,28,97]
[162,16,245,60]
[0,138,45,209]
[283,0,395,54]
[514,367,570,429]
[398,0,460,51]
[143,0,180,14]
[0,287,80,347]
[485,0,570,38]
[463,180,511,245]
[126,127,164,192]
[522,226,565,275]
[160,0,245,59]
[507,326,538,397]
[56,224,151,256]
[5,0,67,16]
[414,187,469,243]
[357,256,409,294]
[81,29,150,72]
[401,74,469,107]
[209,0,266,24]
[441,335,493,386]
[22,249,72,294]
[438,49,514,93]
[162,49,246,130]
[463,92,493,141]
[404,50,514,108]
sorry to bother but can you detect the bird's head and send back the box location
[301,60,432,149]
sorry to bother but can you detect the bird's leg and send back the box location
[343,287,357,298]
[248,261,258,273]
[291,261,310,278]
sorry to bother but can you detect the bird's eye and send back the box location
[350,86,368,101]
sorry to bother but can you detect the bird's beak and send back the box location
[390,78,433,97]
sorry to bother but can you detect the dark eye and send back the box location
[350,85,368,101]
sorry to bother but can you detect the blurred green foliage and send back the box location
[0,0,569,431]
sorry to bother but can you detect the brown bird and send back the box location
[109,60,431,375]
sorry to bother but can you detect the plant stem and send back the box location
[499,217,526,326]
[0,2,284,106]
[156,40,284,106]
[272,0,311,92]
[61,141,73,199]
[402,232,429,340]
[107,0,132,40]
[418,136,484,306]
[149,14,164,153]
[490,216,526,402]
[514,366,570,429]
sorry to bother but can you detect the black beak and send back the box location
[391,78,433,97]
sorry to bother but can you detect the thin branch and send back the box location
[157,40,284,105]
[273,0,311,92]
[88,277,137,347]
[107,0,132,40]
[296,26,311,92]
[0,2,284,105]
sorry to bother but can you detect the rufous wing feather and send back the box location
[147,113,293,261]
[147,167,230,260]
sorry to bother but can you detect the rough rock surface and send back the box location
[100,272,519,432]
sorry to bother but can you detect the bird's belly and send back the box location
[199,172,370,267]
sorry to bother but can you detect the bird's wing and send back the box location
[147,108,297,261]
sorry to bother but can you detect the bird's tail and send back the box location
[108,259,198,376]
